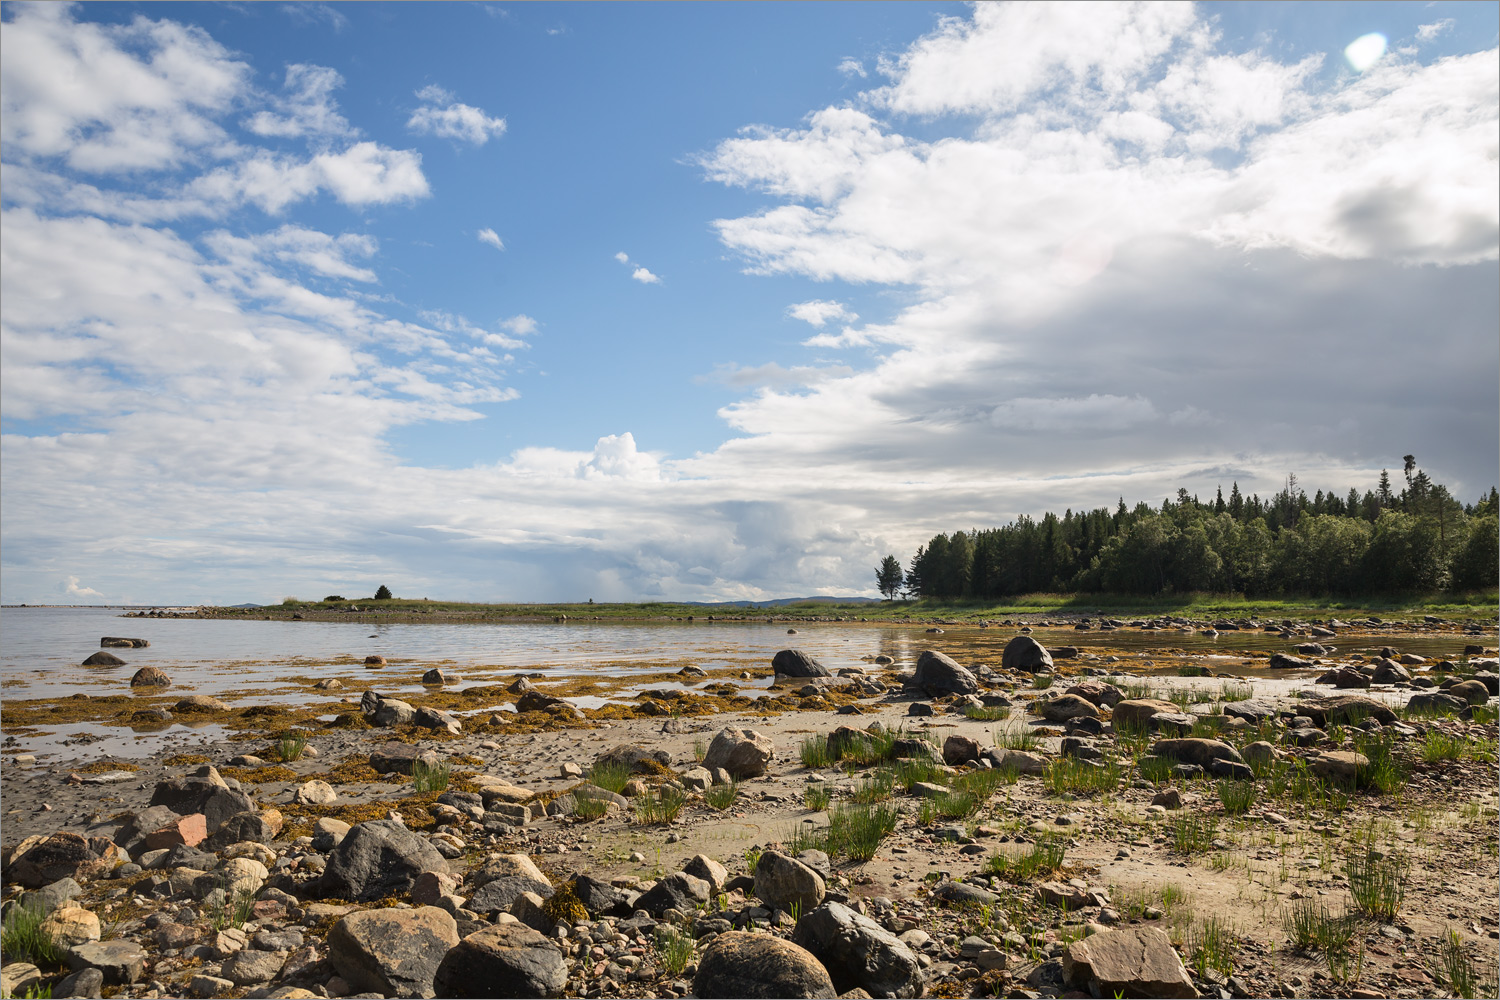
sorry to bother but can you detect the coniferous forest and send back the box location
[884,463,1499,600]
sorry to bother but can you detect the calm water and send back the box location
[0,605,1482,705]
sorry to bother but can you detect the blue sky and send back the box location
[1,1,1496,605]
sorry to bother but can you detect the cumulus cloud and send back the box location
[837,58,867,79]
[1417,20,1455,43]
[407,85,507,145]
[614,251,662,283]
[243,63,355,139]
[477,227,505,251]
[787,299,858,327]
[63,576,103,599]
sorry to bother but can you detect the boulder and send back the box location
[470,854,551,889]
[369,743,443,776]
[81,651,126,667]
[313,678,342,690]
[1149,713,1195,736]
[792,901,924,999]
[328,906,459,998]
[1450,680,1490,705]
[1149,739,1245,770]
[754,850,826,913]
[101,637,149,647]
[373,698,416,727]
[694,931,837,999]
[1269,653,1311,670]
[1241,741,1278,768]
[19,876,82,915]
[992,749,1045,775]
[203,811,276,850]
[219,948,284,986]
[570,874,631,919]
[7,833,111,889]
[682,855,730,893]
[1222,700,1277,723]
[931,881,999,908]
[827,726,877,759]
[1111,699,1179,729]
[432,923,567,999]
[1065,682,1123,707]
[141,814,207,852]
[40,906,101,948]
[942,735,983,766]
[702,727,775,779]
[318,820,449,902]
[1330,667,1371,689]
[129,667,171,687]
[414,706,462,734]
[67,940,146,985]
[1039,694,1099,722]
[911,651,978,696]
[1001,636,1054,673]
[0,964,42,999]
[772,649,832,678]
[469,877,554,915]
[594,745,672,774]
[1062,925,1196,998]
[174,695,231,713]
[635,871,711,916]
[1294,695,1397,727]
[1310,751,1368,786]
[421,668,460,685]
[293,780,338,806]
[1370,658,1411,685]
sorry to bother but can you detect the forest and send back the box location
[879,464,1499,599]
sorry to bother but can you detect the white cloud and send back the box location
[1417,20,1455,43]
[837,58,867,79]
[499,314,537,336]
[407,86,507,145]
[613,251,630,263]
[63,576,103,599]
[477,227,505,251]
[242,63,355,139]
[787,299,858,327]
[1344,33,1388,73]
[631,267,661,284]
[280,4,348,32]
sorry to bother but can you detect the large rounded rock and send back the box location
[792,901,924,999]
[702,727,775,778]
[942,735,982,766]
[7,833,111,889]
[1370,658,1411,684]
[593,745,672,774]
[1149,738,1245,769]
[82,651,126,667]
[1310,751,1368,786]
[1450,680,1489,705]
[911,651,978,696]
[1294,695,1397,727]
[1406,691,1468,716]
[1110,699,1178,729]
[754,850,825,913]
[329,906,459,998]
[694,931,836,999]
[1039,694,1099,722]
[1065,681,1123,707]
[634,871,711,916]
[174,695,231,713]
[433,923,567,999]
[67,940,146,985]
[1269,653,1311,670]
[1001,636,1053,673]
[772,649,832,678]
[40,906,101,948]
[1062,925,1195,998]
[318,820,448,902]
[129,666,171,687]
[469,877,554,915]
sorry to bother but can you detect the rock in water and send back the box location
[1062,925,1195,998]
[319,820,448,902]
[129,666,171,687]
[771,649,832,678]
[694,931,837,999]
[791,901,924,998]
[432,923,567,999]
[328,907,459,998]
[702,727,775,778]
[911,650,978,696]
[1001,635,1053,672]
[81,651,125,666]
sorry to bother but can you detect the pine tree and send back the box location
[1377,470,1394,507]
[374,584,393,600]
[876,555,904,600]
[1214,486,1226,514]
[1228,482,1243,519]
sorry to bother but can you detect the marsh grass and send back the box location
[1351,731,1407,795]
[636,785,686,825]
[276,730,309,762]
[1029,673,1055,690]
[703,781,739,811]
[692,738,707,763]
[850,768,896,804]
[1431,928,1496,1000]
[1186,916,1237,978]
[588,760,633,794]
[800,735,833,769]
[983,837,1065,881]
[1170,812,1218,854]
[411,758,450,793]
[954,767,1009,798]
[1344,848,1408,920]
[893,757,948,791]
[804,784,832,811]
[827,802,900,862]
[1283,899,1353,951]
[573,795,609,821]
[1,898,67,967]
[997,728,1041,753]
[964,704,1011,721]
[655,925,695,975]
[1044,758,1121,795]
[1217,780,1257,814]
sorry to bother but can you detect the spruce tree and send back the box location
[876,555,904,600]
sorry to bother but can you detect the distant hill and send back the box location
[683,596,880,608]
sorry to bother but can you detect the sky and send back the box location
[1,1,1496,606]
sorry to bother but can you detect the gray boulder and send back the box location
[1269,653,1311,670]
[1039,694,1099,722]
[1062,925,1195,998]
[635,871,711,916]
[772,649,832,678]
[433,923,567,999]
[318,820,448,902]
[694,931,836,999]
[1295,695,1397,727]
[81,651,125,667]
[911,650,978,696]
[469,877,554,915]
[593,745,672,774]
[1001,636,1053,673]
[328,906,459,998]
[1149,738,1245,769]
[67,940,145,985]
[369,743,443,776]
[754,850,825,913]
[792,901,924,998]
[702,727,774,778]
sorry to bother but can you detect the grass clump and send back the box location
[804,784,832,811]
[703,781,739,811]
[587,760,632,794]
[826,802,899,862]
[963,704,1011,721]
[572,795,609,821]
[983,837,1065,881]
[799,735,833,769]
[1352,731,1408,794]
[1217,780,1257,814]
[1043,758,1121,796]
[893,757,947,791]
[1170,812,1218,854]
[636,785,687,825]
[276,730,309,762]
[1344,848,1408,920]
[543,883,589,924]
[411,758,450,793]
[1431,928,1497,1000]
[1138,754,1174,784]
[655,925,695,976]
[1186,916,1237,979]
[1282,899,1353,951]
[997,728,1041,753]
[849,768,896,804]
[1029,674,1055,690]
[1,898,68,966]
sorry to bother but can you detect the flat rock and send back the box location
[368,743,442,776]
[1294,695,1397,727]
[1310,751,1368,786]
[8,832,111,889]
[68,940,146,985]
[1150,738,1244,769]
[1111,699,1179,728]
[1062,925,1196,998]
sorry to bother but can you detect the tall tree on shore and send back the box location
[876,555,904,600]
[374,584,392,600]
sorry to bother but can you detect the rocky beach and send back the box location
[2,614,1498,1000]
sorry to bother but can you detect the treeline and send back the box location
[883,467,1499,599]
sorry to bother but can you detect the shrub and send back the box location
[374,585,393,600]
[323,595,345,602]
